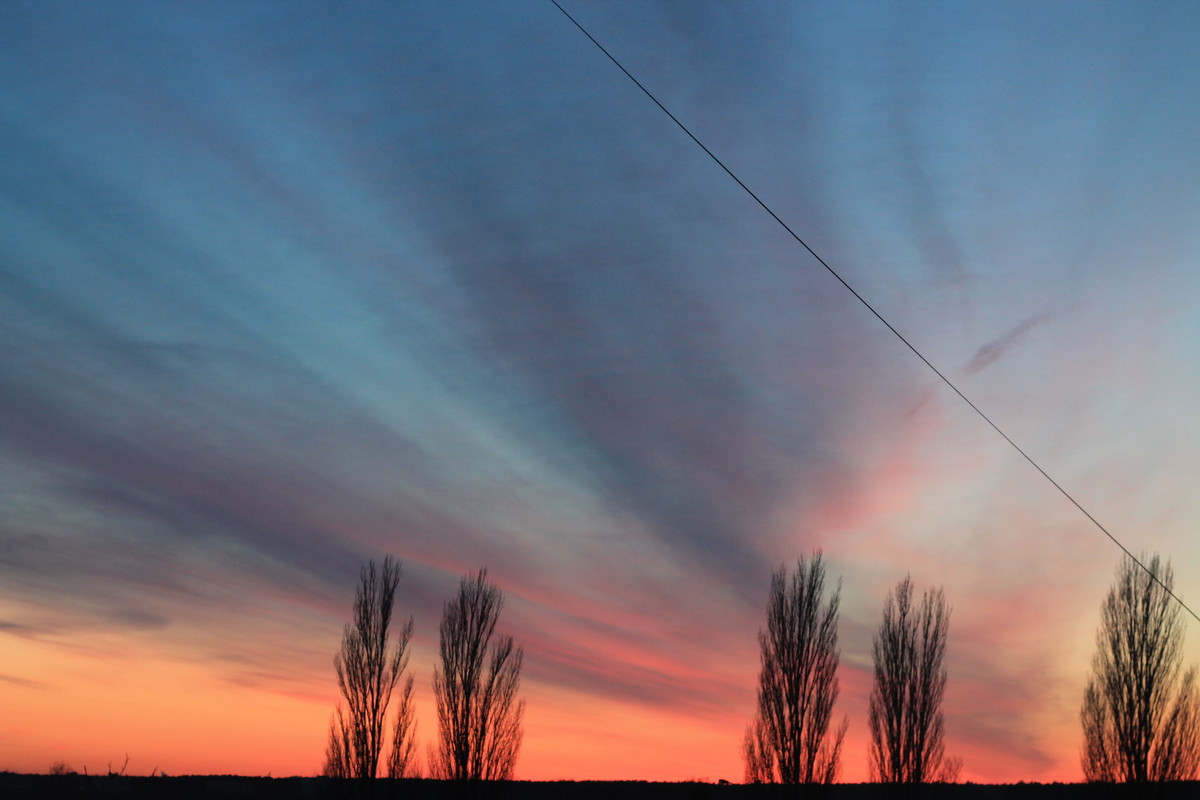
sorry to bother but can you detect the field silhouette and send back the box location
[6,775,1200,799]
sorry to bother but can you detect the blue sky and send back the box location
[2,0,1199,782]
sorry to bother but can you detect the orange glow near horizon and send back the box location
[0,632,328,777]
[2,630,1087,783]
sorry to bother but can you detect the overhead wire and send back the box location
[549,0,1200,625]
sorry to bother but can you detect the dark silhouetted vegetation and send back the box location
[388,664,419,779]
[431,567,525,781]
[12,774,1200,799]
[324,556,418,779]
[1081,553,1200,782]
[868,575,960,783]
[743,552,847,784]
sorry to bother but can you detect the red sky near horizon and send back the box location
[0,551,1141,783]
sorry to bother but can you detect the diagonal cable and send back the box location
[550,0,1200,625]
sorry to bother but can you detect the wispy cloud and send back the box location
[963,312,1052,374]
[1,0,1198,783]
[0,673,51,691]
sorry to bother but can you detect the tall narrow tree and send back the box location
[868,575,960,783]
[1081,553,1200,782]
[431,568,525,781]
[323,556,417,779]
[743,552,847,784]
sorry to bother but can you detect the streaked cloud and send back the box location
[1,0,1198,783]
[963,313,1052,375]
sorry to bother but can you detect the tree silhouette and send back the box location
[323,556,417,779]
[1081,553,1200,782]
[868,575,961,783]
[743,552,847,784]
[387,670,419,779]
[431,568,525,781]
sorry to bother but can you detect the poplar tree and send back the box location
[1081,554,1200,782]
[743,552,847,784]
[323,556,417,779]
[868,575,960,783]
[431,568,525,781]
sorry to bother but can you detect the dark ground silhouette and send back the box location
[5,775,1199,800]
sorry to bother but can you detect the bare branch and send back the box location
[387,672,419,778]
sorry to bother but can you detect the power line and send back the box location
[549,0,1200,625]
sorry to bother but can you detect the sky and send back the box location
[2,0,1200,784]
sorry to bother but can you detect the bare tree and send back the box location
[431,568,525,781]
[868,575,961,783]
[323,556,417,780]
[1081,553,1200,782]
[744,552,847,784]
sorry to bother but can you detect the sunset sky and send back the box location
[3,0,1200,784]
